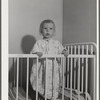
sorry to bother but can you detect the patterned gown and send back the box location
[30,39,64,99]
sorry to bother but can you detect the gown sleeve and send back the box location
[57,41,64,54]
[30,40,42,54]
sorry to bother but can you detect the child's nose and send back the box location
[46,29,49,32]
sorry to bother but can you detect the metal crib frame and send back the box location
[9,42,97,100]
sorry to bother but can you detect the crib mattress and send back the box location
[9,86,32,100]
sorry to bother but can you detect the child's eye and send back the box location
[43,28,47,29]
[50,28,53,30]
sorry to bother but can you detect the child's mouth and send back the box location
[46,33,49,36]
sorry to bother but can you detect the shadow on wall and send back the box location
[9,35,37,99]
[21,35,36,54]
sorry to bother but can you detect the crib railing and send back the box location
[9,42,96,100]
[67,54,95,100]
[9,54,65,100]
[64,42,96,100]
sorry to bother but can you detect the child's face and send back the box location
[42,22,55,39]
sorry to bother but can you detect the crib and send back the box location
[9,42,96,100]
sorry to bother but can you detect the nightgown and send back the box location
[30,39,64,99]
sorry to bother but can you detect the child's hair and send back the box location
[39,19,55,35]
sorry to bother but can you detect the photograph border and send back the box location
[1,0,99,100]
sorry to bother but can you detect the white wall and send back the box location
[9,0,63,54]
[63,0,96,44]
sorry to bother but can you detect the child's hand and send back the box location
[62,49,68,57]
[36,52,43,57]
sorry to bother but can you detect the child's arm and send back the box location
[32,52,43,57]
[30,40,43,57]
[57,40,68,57]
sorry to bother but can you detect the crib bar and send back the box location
[81,45,84,92]
[67,46,69,88]
[16,57,19,100]
[9,53,95,58]
[36,57,39,100]
[68,54,95,58]
[91,45,93,54]
[45,58,47,100]
[78,58,80,100]
[61,57,63,98]
[74,46,76,89]
[86,45,89,55]
[71,46,73,54]
[54,57,56,100]
[26,57,29,100]
[62,57,65,100]
[20,58,23,86]
[78,46,80,100]
[78,45,80,54]
[70,57,73,100]
[52,60,53,97]
[13,58,16,87]
[9,54,64,58]
[64,57,66,87]
[93,56,96,100]
[63,46,67,87]
[85,58,88,100]
[64,42,96,47]
[85,45,89,100]
[71,46,73,100]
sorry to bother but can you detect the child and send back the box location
[30,19,68,100]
